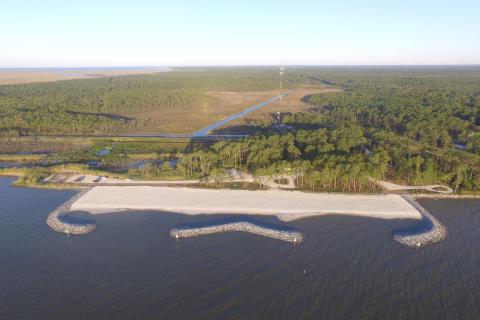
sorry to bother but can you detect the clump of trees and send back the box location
[127,161,182,179]
[175,127,383,193]
[17,167,51,185]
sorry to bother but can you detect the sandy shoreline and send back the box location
[70,186,422,221]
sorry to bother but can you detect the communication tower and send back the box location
[279,64,285,91]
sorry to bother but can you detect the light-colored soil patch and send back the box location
[70,186,422,221]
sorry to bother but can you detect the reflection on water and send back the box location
[1,177,480,319]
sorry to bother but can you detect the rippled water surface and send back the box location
[1,177,480,319]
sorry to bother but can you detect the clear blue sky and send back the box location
[1,0,479,67]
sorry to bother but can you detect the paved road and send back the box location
[125,133,248,140]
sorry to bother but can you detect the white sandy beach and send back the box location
[70,186,422,221]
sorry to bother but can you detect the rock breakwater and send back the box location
[393,194,447,248]
[46,188,96,235]
[170,221,304,244]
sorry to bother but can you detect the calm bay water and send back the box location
[1,176,480,319]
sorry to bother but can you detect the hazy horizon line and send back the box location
[1,64,480,70]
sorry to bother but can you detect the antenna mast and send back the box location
[279,59,285,91]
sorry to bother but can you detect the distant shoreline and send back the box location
[0,67,171,85]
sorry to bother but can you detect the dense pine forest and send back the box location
[1,67,480,193]
[173,67,480,193]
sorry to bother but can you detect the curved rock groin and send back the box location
[170,221,304,244]
[46,188,96,235]
[393,194,447,248]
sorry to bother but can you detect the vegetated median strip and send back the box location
[124,133,248,140]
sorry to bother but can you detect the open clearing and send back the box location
[212,86,341,133]
[122,90,277,134]
[116,86,339,134]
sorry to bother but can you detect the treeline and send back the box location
[102,88,214,114]
[308,77,480,151]
[0,107,131,135]
[173,125,480,193]
[171,67,480,193]
[293,68,480,192]
[174,127,384,192]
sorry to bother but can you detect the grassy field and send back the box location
[212,86,342,134]
[124,89,273,133]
